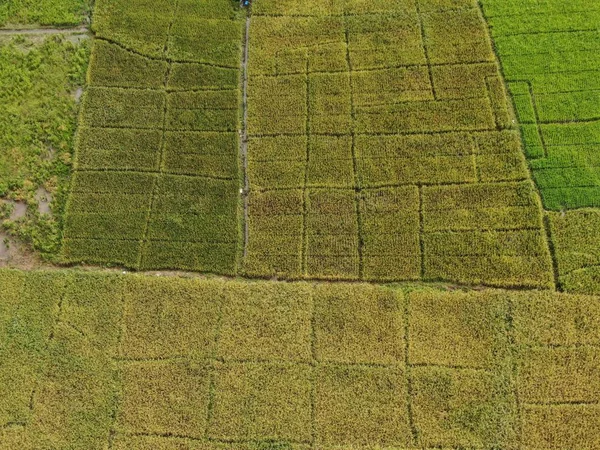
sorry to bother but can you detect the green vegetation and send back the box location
[244,0,553,288]
[0,0,89,26]
[481,0,600,210]
[2,269,600,449]
[0,35,89,255]
[61,0,244,273]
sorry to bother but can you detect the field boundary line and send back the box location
[138,0,179,269]
[238,12,251,269]
[301,57,310,276]
[505,297,524,450]
[543,214,562,290]
[477,1,557,290]
[343,14,364,278]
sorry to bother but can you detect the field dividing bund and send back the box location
[243,0,554,288]
[2,269,600,449]
[61,0,245,273]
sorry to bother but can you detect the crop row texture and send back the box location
[243,0,554,288]
[61,0,245,273]
[2,269,600,449]
[481,0,600,210]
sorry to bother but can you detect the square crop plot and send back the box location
[147,176,239,243]
[305,189,360,279]
[166,90,238,132]
[474,131,529,183]
[216,281,313,362]
[511,290,600,348]
[248,135,306,190]
[355,133,478,187]
[411,367,509,448]
[75,127,162,172]
[31,324,116,450]
[93,0,175,58]
[359,187,421,280]
[81,87,165,130]
[209,362,312,442]
[521,405,600,450]
[314,283,405,365]
[306,135,354,188]
[64,171,155,241]
[169,15,243,67]
[308,72,352,134]
[408,291,508,369]
[245,190,304,278]
[143,176,238,272]
[248,16,346,76]
[421,9,495,65]
[120,277,222,359]
[117,360,211,438]
[314,365,412,447]
[352,67,433,107]
[168,63,239,91]
[247,74,307,135]
[346,14,426,70]
[62,171,155,267]
[517,346,600,404]
[61,273,124,356]
[162,132,238,179]
[88,40,168,89]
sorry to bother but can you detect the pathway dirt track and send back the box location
[0,26,88,36]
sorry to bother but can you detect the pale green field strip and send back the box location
[61,0,245,273]
[481,0,600,210]
[243,0,554,288]
[0,0,89,27]
[2,269,600,449]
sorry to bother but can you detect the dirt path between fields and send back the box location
[0,26,89,35]
[241,14,251,260]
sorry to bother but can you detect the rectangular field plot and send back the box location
[481,0,600,209]
[62,0,244,272]
[5,270,600,448]
[243,0,553,286]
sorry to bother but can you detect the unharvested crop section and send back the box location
[481,0,600,210]
[2,269,600,449]
[61,0,244,273]
[548,209,600,294]
[243,0,553,288]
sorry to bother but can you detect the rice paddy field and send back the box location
[1,0,600,448]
